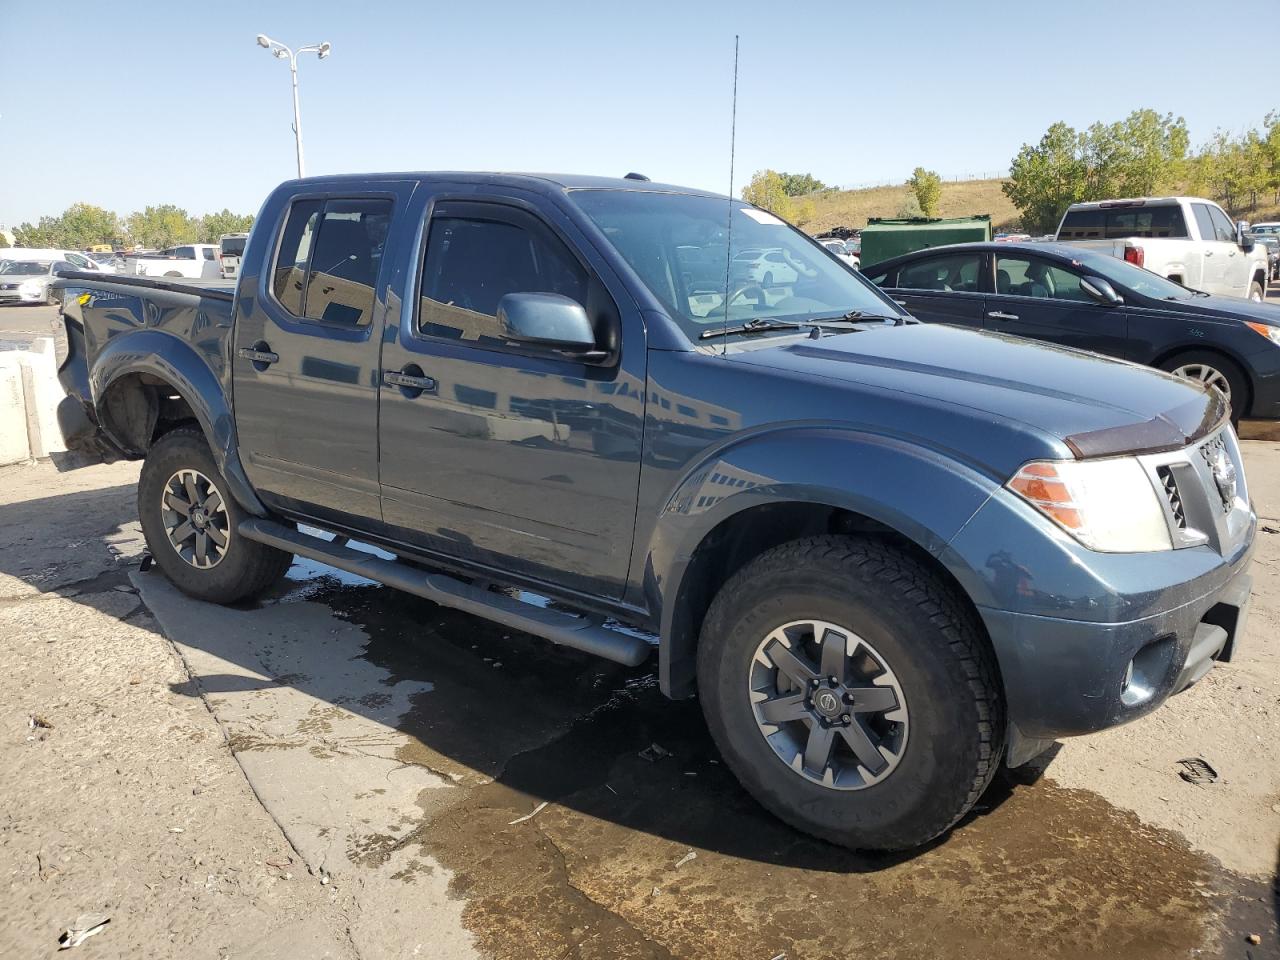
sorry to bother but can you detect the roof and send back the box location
[284,171,726,199]
[864,215,991,231]
[864,240,1112,269]
[1064,196,1209,210]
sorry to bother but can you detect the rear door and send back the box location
[376,189,645,599]
[232,184,413,524]
[878,251,986,328]
[985,253,1128,357]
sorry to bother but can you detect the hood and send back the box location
[1155,293,1280,325]
[0,272,51,283]
[731,323,1224,458]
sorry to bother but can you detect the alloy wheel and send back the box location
[161,468,230,569]
[1171,363,1232,403]
[748,619,908,790]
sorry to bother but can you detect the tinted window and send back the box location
[272,200,323,315]
[418,213,587,346]
[1192,204,1217,241]
[1207,205,1237,243]
[202,247,216,260]
[64,253,90,267]
[896,253,982,292]
[300,199,392,327]
[996,256,1090,301]
[1059,206,1188,239]
[176,246,195,259]
[220,236,247,256]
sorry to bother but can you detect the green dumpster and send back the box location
[859,215,992,267]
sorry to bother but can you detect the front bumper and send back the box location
[0,289,44,303]
[978,547,1253,742]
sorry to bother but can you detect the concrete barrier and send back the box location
[0,338,67,465]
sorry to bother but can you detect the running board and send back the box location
[237,518,652,667]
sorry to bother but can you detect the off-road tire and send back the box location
[138,426,292,604]
[697,535,1005,851]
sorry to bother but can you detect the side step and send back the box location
[238,518,652,667]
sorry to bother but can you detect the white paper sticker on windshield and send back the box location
[740,208,785,226]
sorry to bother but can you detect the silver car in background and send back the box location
[0,259,76,305]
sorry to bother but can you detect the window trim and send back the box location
[409,196,618,366]
[266,192,397,334]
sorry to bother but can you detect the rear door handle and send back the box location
[236,346,279,365]
[987,310,1019,321]
[383,369,437,393]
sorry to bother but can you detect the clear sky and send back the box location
[0,0,1275,228]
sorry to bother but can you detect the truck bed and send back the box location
[54,270,236,302]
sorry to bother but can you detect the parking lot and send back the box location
[2,302,1278,959]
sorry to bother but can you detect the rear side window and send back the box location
[896,253,981,292]
[272,198,392,327]
[176,246,195,259]
[202,247,216,260]
[1059,206,1187,239]
[417,211,587,347]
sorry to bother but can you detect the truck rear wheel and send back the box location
[138,427,292,604]
[696,535,1004,850]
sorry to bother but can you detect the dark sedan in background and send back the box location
[864,242,1280,420]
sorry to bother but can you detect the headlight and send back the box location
[1007,457,1172,552]
[18,279,41,293]
[1246,321,1280,346]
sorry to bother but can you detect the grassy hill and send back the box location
[802,178,1021,235]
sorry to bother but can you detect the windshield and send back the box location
[0,260,52,275]
[1062,247,1198,299]
[572,190,902,343]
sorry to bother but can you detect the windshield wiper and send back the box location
[699,317,866,340]
[833,309,907,325]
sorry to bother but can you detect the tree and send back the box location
[1002,121,1087,233]
[907,167,942,217]
[0,232,8,248]
[896,195,924,219]
[126,204,196,249]
[741,169,795,220]
[778,172,827,197]
[12,203,122,249]
[197,209,255,244]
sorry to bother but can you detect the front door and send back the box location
[985,253,1129,357]
[232,184,413,522]
[376,191,645,599]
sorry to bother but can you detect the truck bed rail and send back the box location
[52,271,235,303]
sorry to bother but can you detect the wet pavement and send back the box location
[133,549,1279,960]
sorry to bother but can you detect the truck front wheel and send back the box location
[138,427,293,604]
[696,535,1004,850]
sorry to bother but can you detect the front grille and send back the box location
[1156,466,1186,528]
[0,284,17,291]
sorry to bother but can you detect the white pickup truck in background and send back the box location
[1055,196,1269,301]
[126,244,221,279]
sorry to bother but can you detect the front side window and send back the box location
[996,256,1089,301]
[417,212,587,346]
[271,198,391,327]
[1207,205,1237,243]
[896,253,982,293]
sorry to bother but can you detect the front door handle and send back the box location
[987,310,1019,321]
[236,345,279,366]
[383,368,437,395]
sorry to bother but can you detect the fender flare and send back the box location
[641,427,1001,696]
[90,329,266,516]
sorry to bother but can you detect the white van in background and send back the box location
[218,233,249,279]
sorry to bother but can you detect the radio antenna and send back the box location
[720,34,739,356]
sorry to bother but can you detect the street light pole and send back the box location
[256,35,331,179]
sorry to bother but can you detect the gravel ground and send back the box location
[0,444,1277,959]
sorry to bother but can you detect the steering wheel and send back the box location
[725,282,768,310]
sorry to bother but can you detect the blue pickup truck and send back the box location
[54,173,1256,850]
